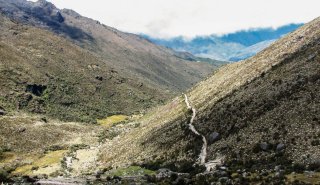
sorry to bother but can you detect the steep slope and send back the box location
[0,0,216,92]
[96,16,319,183]
[0,14,168,122]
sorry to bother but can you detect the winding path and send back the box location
[184,94,207,165]
[184,94,222,171]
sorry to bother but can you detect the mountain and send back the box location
[173,51,230,67]
[0,1,318,184]
[96,17,319,183]
[0,13,165,123]
[144,23,303,61]
[0,0,223,122]
[228,39,276,61]
[220,23,304,46]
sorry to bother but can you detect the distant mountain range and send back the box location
[143,23,303,61]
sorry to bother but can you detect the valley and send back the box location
[0,0,319,184]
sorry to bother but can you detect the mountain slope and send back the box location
[0,0,216,92]
[96,17,320,183]
[0,14,168,122]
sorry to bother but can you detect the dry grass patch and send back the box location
[12,150,67,176]
[286,172,320,184]
[97,115,128,128]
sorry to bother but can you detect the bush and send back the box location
[0,169,9,182]
[292,163,306,173]
[70,144,89,152]
[98,129,121,143]
[45,145,65,152]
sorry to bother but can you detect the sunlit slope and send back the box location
[98,17,320,172]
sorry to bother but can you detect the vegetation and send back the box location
[107,166,155,176]
[97,115,128,128]
[0,0,220,123]
[13,150,67,175]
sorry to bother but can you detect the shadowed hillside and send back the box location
[0,0,220,93]
[0,0,226,122]
[0,14,168,122]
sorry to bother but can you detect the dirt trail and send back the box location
[36,178,84,185]
[184,94,222,171]
[184,94,207,165]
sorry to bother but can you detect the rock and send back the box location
[112,176,121,181]
[216,170,228,177]
[31,166,39,171]
[17,127,26,133]
[25,84,47,96]
[156,168,173,180]
[95,76,103,81]
[242,172,248,178]
[218,177,230,183]
[55,12,65,23]
[145,174,156,183]
[260,170,269,176]
[274,165,282,172]
[208,132,221,144]
[0,109,5,116]
[276,143,285,151]
[95,170,104,179]
[22,175,36,183]
[275,171,284,178]
[41,117,48,123]
[260,142,269,151]
[219,166,227,171]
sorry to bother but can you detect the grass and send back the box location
[107,166,155,176]
[286,172,320,184]
[97,115,128,128]
[0,152,16,164]
[12,150,67,175]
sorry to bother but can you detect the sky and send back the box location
[30,0,320,38]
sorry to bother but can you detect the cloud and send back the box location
[47,0,320,38]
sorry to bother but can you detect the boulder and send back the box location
[218,177,230,183]
[276,143,285,151]
[259,142,269,151]
[208,132,221,144]
[156,168,173,180]
[95,76,103,81]
[17,127,26,133]
[0,109,5,116]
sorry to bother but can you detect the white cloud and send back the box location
[46,0,320,38]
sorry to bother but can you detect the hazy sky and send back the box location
[33,0,320,38]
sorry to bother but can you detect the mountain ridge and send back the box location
[144,23,303,61]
